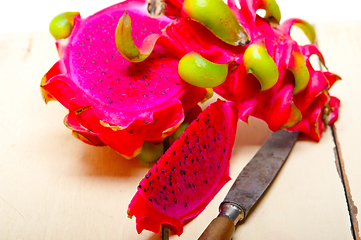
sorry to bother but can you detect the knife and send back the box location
[198,130,299,240]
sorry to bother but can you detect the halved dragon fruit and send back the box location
[120,0,341,141]
[128,100,238,235]
[41,0,206,158]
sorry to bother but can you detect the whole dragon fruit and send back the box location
[41,0,206,159]
[118,0,340,141]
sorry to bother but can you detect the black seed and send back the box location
[217,164,220,169]
[196,118,199,122]
[138,185,142,188]
[143,94,147,97]
[194,171,197,175]
[149,172,152,176]
[149,198,152,202]
[165,161,168,164]
[162,169,164,173]
[146,175,149,179]
[175,199,177,204]
[161,92,165,95]
[144,188,146,192]
[205,180,208,184]
[163,186,166,190]
[149,181,152,185]
[185,203,187,207]
[165,197,167,200]
[172,190,175,194]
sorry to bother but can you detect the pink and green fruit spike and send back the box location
[128,100,238,235]
[49,12,80,40]
[126,0,341,141]
[41,0,206,158]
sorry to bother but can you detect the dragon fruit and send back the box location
[128,100,238,235]
[40,0,206,158]
[119,0,341,141]
[41,0,342,237]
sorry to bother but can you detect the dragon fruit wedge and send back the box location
[41,0,206,158]
[118,0,341,141]
[128,100,238,235]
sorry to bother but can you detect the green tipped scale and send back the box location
[289,51,310,95]
[260,0,281,24]
[138,141,164,163]
[49,12,80,40]
[243,42,279,91]
[115,11,156,62]
[182,0,250,46]
[178,52,233,88]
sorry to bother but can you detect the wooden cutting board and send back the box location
[1,21,360,239]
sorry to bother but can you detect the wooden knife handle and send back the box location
[198,216,235,240]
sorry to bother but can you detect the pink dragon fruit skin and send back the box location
[128,100,238,235]
[138,0,341,141]
[41,0,206,158]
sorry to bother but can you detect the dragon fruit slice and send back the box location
[128,99,238,235]
[41,0,206,158]
[123,0,341,141]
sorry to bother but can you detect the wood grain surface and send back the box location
[1,22,360,239]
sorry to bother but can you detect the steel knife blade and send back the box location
[198,130,299,240]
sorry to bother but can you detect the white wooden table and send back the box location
[1,22,360,239]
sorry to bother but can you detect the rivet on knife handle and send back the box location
[198,203,245,240]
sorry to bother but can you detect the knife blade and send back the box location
[198,130,299,240]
